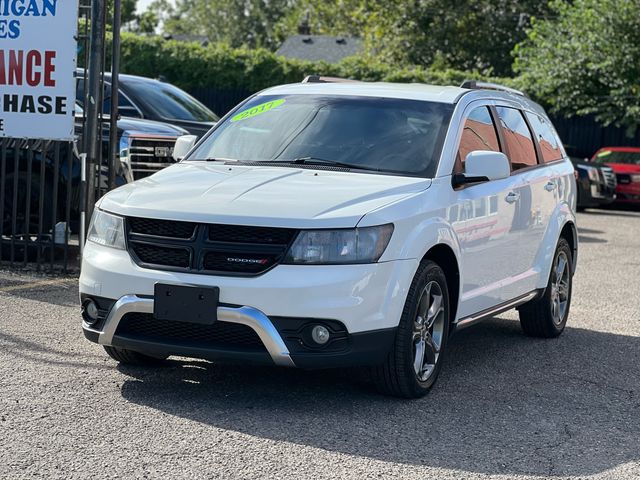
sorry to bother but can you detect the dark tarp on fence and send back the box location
[190,87,253,121]
[0,139,79,273]
[551,115,640,159]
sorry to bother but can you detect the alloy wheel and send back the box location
[550,251,570,325]
[413,281,446,382]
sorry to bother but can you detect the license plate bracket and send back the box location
[153,283,219,325]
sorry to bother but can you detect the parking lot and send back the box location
[0,208,638,480]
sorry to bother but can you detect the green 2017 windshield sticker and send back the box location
[231,99,286,122]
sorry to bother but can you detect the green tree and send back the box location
[151,0,297,48]
[277,0,550,75]
[514,0,640,133]
[106,0,138,24]
[134,10,159,33]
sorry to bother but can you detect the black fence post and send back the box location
[85,0,106,228]
[108,0,122,191]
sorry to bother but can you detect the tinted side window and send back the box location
[76,79,136,115]
[495,107,537,171]
[525,112,562,163]
[455,106,500,173]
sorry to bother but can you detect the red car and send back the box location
[591,147,640,205]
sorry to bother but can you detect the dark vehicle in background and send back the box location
[592,147,640,206]
[76,72,219,138]
[570,157,617,209]
[114,116,188,181]
[1,106,186,239]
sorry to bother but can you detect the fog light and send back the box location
[82,299,99,325]
[311,325,330,345]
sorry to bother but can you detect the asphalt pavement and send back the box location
[1,208,639,479]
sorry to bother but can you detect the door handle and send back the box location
[505,191,520,203]
[544,181,557,192]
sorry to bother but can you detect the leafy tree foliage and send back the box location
[148,0,297,48]
[117,32,508,92]
[134,9,159,33]
[514,0,640,133]
[145,0,547,75]
[277,0,550,75]
[105,0,138,24]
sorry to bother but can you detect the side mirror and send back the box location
[173,135,198,161]
[453,150,510,187]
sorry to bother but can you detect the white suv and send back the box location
[80,79,577,398]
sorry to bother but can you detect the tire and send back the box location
[372,260,450,398]
[518,237,573,338]
[103,346,167,366]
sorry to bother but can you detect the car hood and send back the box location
[117,116,189,136]
[99,162,431,228]
[605,162,640,174]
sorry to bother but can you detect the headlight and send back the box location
[87,209,126,249]
[577,165,599,181]
[284,224,394,265]
[631,174,640,183]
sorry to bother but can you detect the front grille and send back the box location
[126,217,298,276]
[617,173,631,185]
[132,243,191,268]
[116,312,266,351]
[601,167,617,189]
[128,137,178,180]
[208,224,296,244]
[129,217,196,239]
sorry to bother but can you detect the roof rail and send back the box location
[302,75,361,84]
[460,80,528,98]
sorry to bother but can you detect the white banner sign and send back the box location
[0,0,78,140]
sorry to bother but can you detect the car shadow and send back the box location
[577,227,605,235]
[0,330,112,370]
[582,207,640,217]
[577,234,607,243]
[0,275,78,307]
[118,317,640,477]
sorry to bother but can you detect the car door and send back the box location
[494,106,557,295]
[451,105,522,318]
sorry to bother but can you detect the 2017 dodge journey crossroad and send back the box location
[80,78,577,398]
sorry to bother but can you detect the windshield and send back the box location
[593,150,640,165]
[187,94,453,177]
[125,80,219,122]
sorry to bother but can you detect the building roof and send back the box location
[276,35,364,64]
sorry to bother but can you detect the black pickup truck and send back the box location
[1,108,187,238]
[76,71,219,138]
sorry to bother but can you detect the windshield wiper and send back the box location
[203,157,238,162]
[272,156,382,172]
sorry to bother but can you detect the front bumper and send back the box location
[80,242,414,368]
[577,177,616,207]
[614,183,640,203]
[82,294,396,368]
[84,295,295,365]
[80,242,416,333]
